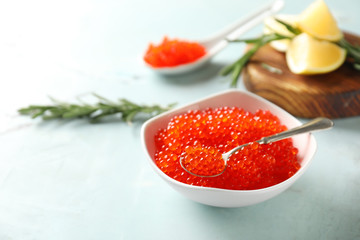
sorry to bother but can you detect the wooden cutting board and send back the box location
[242,32,360,119]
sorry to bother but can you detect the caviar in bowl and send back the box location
[141,90,317,207]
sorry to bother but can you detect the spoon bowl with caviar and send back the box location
[144,0,284,75]
[179,117,333,178]
[141,90,323,207]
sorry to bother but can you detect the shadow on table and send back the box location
[155,62,229,86]
[187,183,360,240]
[331,116,360,131]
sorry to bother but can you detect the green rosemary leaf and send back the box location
[93,93,117,105]
[62,107,96,119]
[231,63,243,87]
[354,63,360,71]
[274,18,302,35]
[227,38,263,44]
[338,38,360,70]
[124,110,138,123]
[220,62,238,76]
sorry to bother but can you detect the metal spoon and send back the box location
[180,117,334,177]
[147,0,284,75]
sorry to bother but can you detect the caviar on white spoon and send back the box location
[180,117,333,177]
[146,0,284,75]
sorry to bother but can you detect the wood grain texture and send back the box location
[242,32,360,119]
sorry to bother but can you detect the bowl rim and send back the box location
[141,89,317,193]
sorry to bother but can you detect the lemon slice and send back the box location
[264,14,298,52]
[297,0,343,41]
[286,33,346,74]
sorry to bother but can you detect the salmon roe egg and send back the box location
[143,36,206,67]
[154,107,301,190]
[180,145,225,177]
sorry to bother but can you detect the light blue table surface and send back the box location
[0,0,359,239]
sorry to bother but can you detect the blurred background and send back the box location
[1,0,358,110]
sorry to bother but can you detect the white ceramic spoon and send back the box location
[146,0,284,75]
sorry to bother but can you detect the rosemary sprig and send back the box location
[273,18,302,35]
[221,18,360,87]
[18,94,176,123]
[220,19,301,88]
[220,33,291,87]
[338,38,360,70]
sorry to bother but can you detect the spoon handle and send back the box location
[215,0,284,42]
[259,117,334,144]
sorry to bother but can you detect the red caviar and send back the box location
[180,145,225,176]
[143,37,206,67]
[154,107,301,190]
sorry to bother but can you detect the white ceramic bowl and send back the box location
[141,89,317,208]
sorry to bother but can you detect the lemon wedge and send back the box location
[286,33,346,74]
[297,0,343,41]
[264,14,299,52]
